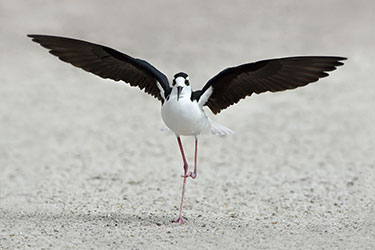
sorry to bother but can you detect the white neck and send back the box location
[170,86,192,100]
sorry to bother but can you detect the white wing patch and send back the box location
[198,86,213,107]
[156,81,165,100]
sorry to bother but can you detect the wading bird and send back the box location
[28,34,346,223]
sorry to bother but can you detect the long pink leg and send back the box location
[187,137,198,179]
[175,136,189,224]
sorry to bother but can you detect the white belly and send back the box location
[161,97,210,136]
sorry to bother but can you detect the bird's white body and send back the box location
[161,78,210,136]
[161,90,210,136]
[161,76,233,137]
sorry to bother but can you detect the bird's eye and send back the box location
[185,79,190,86]
[172,79,176,86]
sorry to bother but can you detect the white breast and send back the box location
[161,94,210,136]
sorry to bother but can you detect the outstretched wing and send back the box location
[28,34,171,102]
[193,56,347,114]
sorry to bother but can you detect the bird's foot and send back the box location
[174,217,186,224]
[181,171,196,179]
[188,171,196,179]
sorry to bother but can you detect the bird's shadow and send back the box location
[2,208,181,228]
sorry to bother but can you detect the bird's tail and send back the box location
[209,119,233,136]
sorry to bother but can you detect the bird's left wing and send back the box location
[28,34,171,102]
[193,56,347,114]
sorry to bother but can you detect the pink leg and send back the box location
[175,136,188,224]
[187,137,198,179]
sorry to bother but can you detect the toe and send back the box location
[175,217,185,224]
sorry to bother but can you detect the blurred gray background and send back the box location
[1,0,374,249]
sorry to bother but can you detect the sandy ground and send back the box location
[1,0,374,249]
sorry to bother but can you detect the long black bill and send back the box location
[177,86,183,101]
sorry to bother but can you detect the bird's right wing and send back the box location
[28,34,171,102]
[193,56,347,114]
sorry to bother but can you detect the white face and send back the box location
[173,76,190,87]
[172,75,191,101]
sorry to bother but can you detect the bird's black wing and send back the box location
[28,34,171,102]
[194,56,347,114]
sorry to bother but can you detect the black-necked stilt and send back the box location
[28,34,346,223]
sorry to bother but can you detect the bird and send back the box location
[27,34,346,223]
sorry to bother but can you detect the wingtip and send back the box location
[27,34,51,41]
[27,34,40,42]
[325,56,347,67]
[336,56,348,67]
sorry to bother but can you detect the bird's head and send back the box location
[172,72,190,101]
